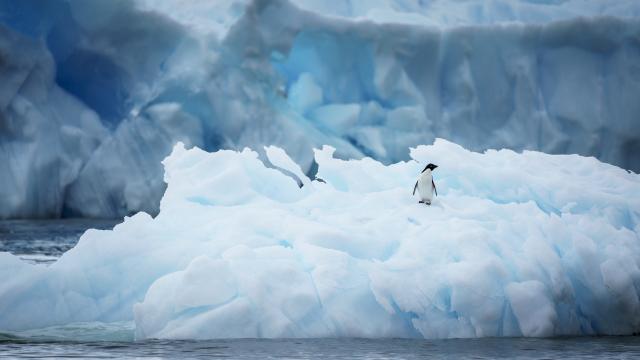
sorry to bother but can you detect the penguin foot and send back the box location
[425,201,431,206]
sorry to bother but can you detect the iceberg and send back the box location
[1,0,640,219]
[0,140,638,339]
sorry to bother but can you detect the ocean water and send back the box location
[0,220,639,359]
[1,335,640,359]
[0,219,120,264]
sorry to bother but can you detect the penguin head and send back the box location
[422,163,438,173]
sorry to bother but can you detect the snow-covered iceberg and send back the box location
[0,140,638,339]
[1,0,640,219]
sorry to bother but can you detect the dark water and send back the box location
[1,220,639,359]
[1,337,639,359]
[0,219,119,264]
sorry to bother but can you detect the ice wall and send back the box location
[0,140,638,339]
[1,0,639,218]
[0,24,106,218]
[0,0,208,217]
[248,0,640,167]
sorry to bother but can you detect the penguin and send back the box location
[413,163,438,205]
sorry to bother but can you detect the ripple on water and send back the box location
[0,219,120,265]
[0,336,639,359]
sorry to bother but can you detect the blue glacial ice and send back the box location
[1,0,640,218]
[0,140,639,339]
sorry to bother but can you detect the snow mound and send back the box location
[0,139,639,339]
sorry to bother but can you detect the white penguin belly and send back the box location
[417,171,433,202]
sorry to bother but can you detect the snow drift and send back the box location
[1,0,640,219]
[0,140,638,339]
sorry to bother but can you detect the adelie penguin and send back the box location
[413,163,438,205]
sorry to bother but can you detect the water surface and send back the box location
[0,219,119,264]
[1,336,639,359]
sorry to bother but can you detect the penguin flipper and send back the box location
[412,181,418,195]
[432,180,438,197]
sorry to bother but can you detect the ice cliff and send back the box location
[0,141,639,339]
[1,0,640,218]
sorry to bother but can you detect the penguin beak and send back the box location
[433,165,438,169]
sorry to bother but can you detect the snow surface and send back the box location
[1,0,640,218]
[0,140,639,339]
